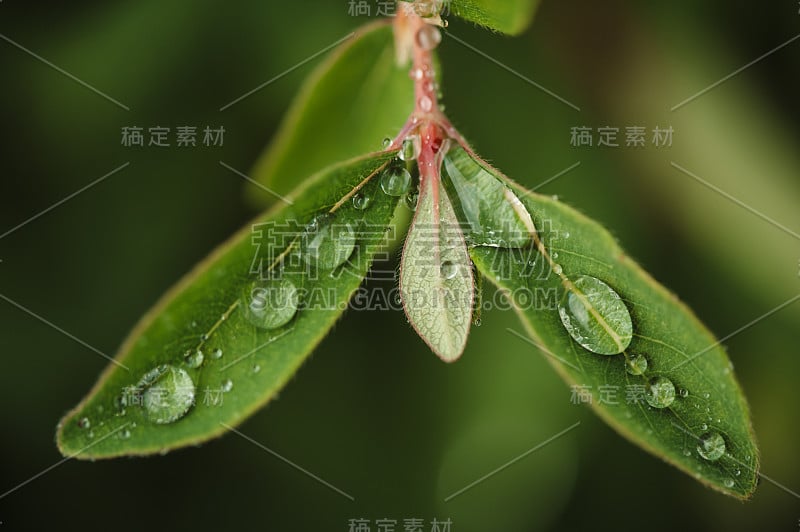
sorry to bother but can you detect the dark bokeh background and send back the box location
[1,1,798,530]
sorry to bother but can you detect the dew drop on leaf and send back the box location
[243,277,299,330]
[626,353,648,375]
[300,215,356,269]
[211,348,223,360]
[78,417,90,429]
[405,189,419,210]
[352,192,371,210]
[184,350,204,369]
[441,260,458,280]
[645,376,676,409]
[697,431,726,461]
[381,167,412,196]
[221,379,233,393]
[557,275,633,355]
[141,365,196,424]
[398,136,420,162]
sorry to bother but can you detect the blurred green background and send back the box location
[1,1,798,530]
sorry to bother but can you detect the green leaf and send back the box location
[57,151,401,459]
[400,168,474,362]
[452,146,759,498]
[449,0,540,35]
[247,21,414,204]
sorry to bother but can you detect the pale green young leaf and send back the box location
[57,151,401,459]
[455,148,759,499]
[448,0,541,35]
[247,22,414,204]
[400,174,474,362]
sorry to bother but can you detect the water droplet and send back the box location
[723,478,735,488]
[564,232,571,239]
[244,277,299,329]
[419,95,433,112]
[119,428,131,440]
[87,430,94,439]
[702,392,710,399]
[552,252,559,259]
[645,376,676,408]
[410,67,424,80]
[683,448,692,457]
[398,136,420,161]
[441,261,458,280]
[301,216,356,270]
[382,137,391,149]
[78,417,91,429]
[352,192,371,210]
[625,354,648,375]
[221,379,233,393]
[473,317,482,327]
[184,350,204,369]
[679,388,690,398]
[697,431,726,461]
[381,167,412,196]
[405,189,419,210]
[211,348,223,359]
[557,275,633,355]
[141,365,196,424]
[252,364,261,374]
[553,264,563,275]
[734,469,741,477]
[700,423,708,431]
[416,24,442,51]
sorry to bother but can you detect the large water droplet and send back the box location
[557,275,633,355]
[416,24,442,51]
[352,192,371,210]
[398,136,420,161]
[243,277,299,330]
[141,365,195,424]
[301,216,356,270]
[645,376,675,408]
[697,431,726,461]
[381,167,412,196]
[626,353,648,375]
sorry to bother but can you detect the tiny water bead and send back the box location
[221,379,233,392]
[141,365,196,424]
[441,261,458,280]
[625,353,648,375]
[381,166,412,196]
[300,215,356,270]
[212,348,223,360]
[723,478,735,488]
[78,417,91,429]
[184,349,204,369]
[252,364,261,374]
[645,376,676,409]
[416,24,442,51]
[405,189,419,210]
[679,388,690,398]
[557,275,633,355]
[398,136,420,161]
[419,95,433,112]
[352,192,371,210]
[697,431,726,461]
[244,278,299,330]
[382,137,391,149]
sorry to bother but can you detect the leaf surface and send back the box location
[57,151,401,459]
[452,146,759,498]
[449,0,540,35]
[247,22,414,204]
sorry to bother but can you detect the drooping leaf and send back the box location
[400,171,474,362]
[450,146,759,498]
[247,21,414,204]
[57,151,402,459]
[448,0,541,36]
